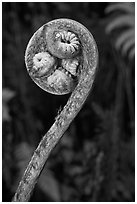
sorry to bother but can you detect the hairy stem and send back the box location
[12,19,98,202]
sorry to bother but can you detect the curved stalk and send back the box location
[12,19,98,202]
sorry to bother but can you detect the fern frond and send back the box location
[128,47,135,59]
[115,29,134,49]
[106,15,134,33]
[105,2,135,60]
[105,3,135,14]
[122,38,135,55]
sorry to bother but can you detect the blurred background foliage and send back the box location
[2,2,134,202]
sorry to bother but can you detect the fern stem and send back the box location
[12,19,98,202]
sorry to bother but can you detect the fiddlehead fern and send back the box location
[13,19,98,202]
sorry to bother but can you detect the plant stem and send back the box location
[12,65,97,202]
[13,19,98,202]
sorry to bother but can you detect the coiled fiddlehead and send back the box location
[13,19,98,202]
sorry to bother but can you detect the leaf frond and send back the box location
[128,47,135,59]
[122,38,135,55]
[105,3,135,14]
[115,29,134,49]
[106,15,135,33]
[105,2,135,60]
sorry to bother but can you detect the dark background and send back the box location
[2,2,135,202]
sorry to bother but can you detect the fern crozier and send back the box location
[13,18,98,202]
